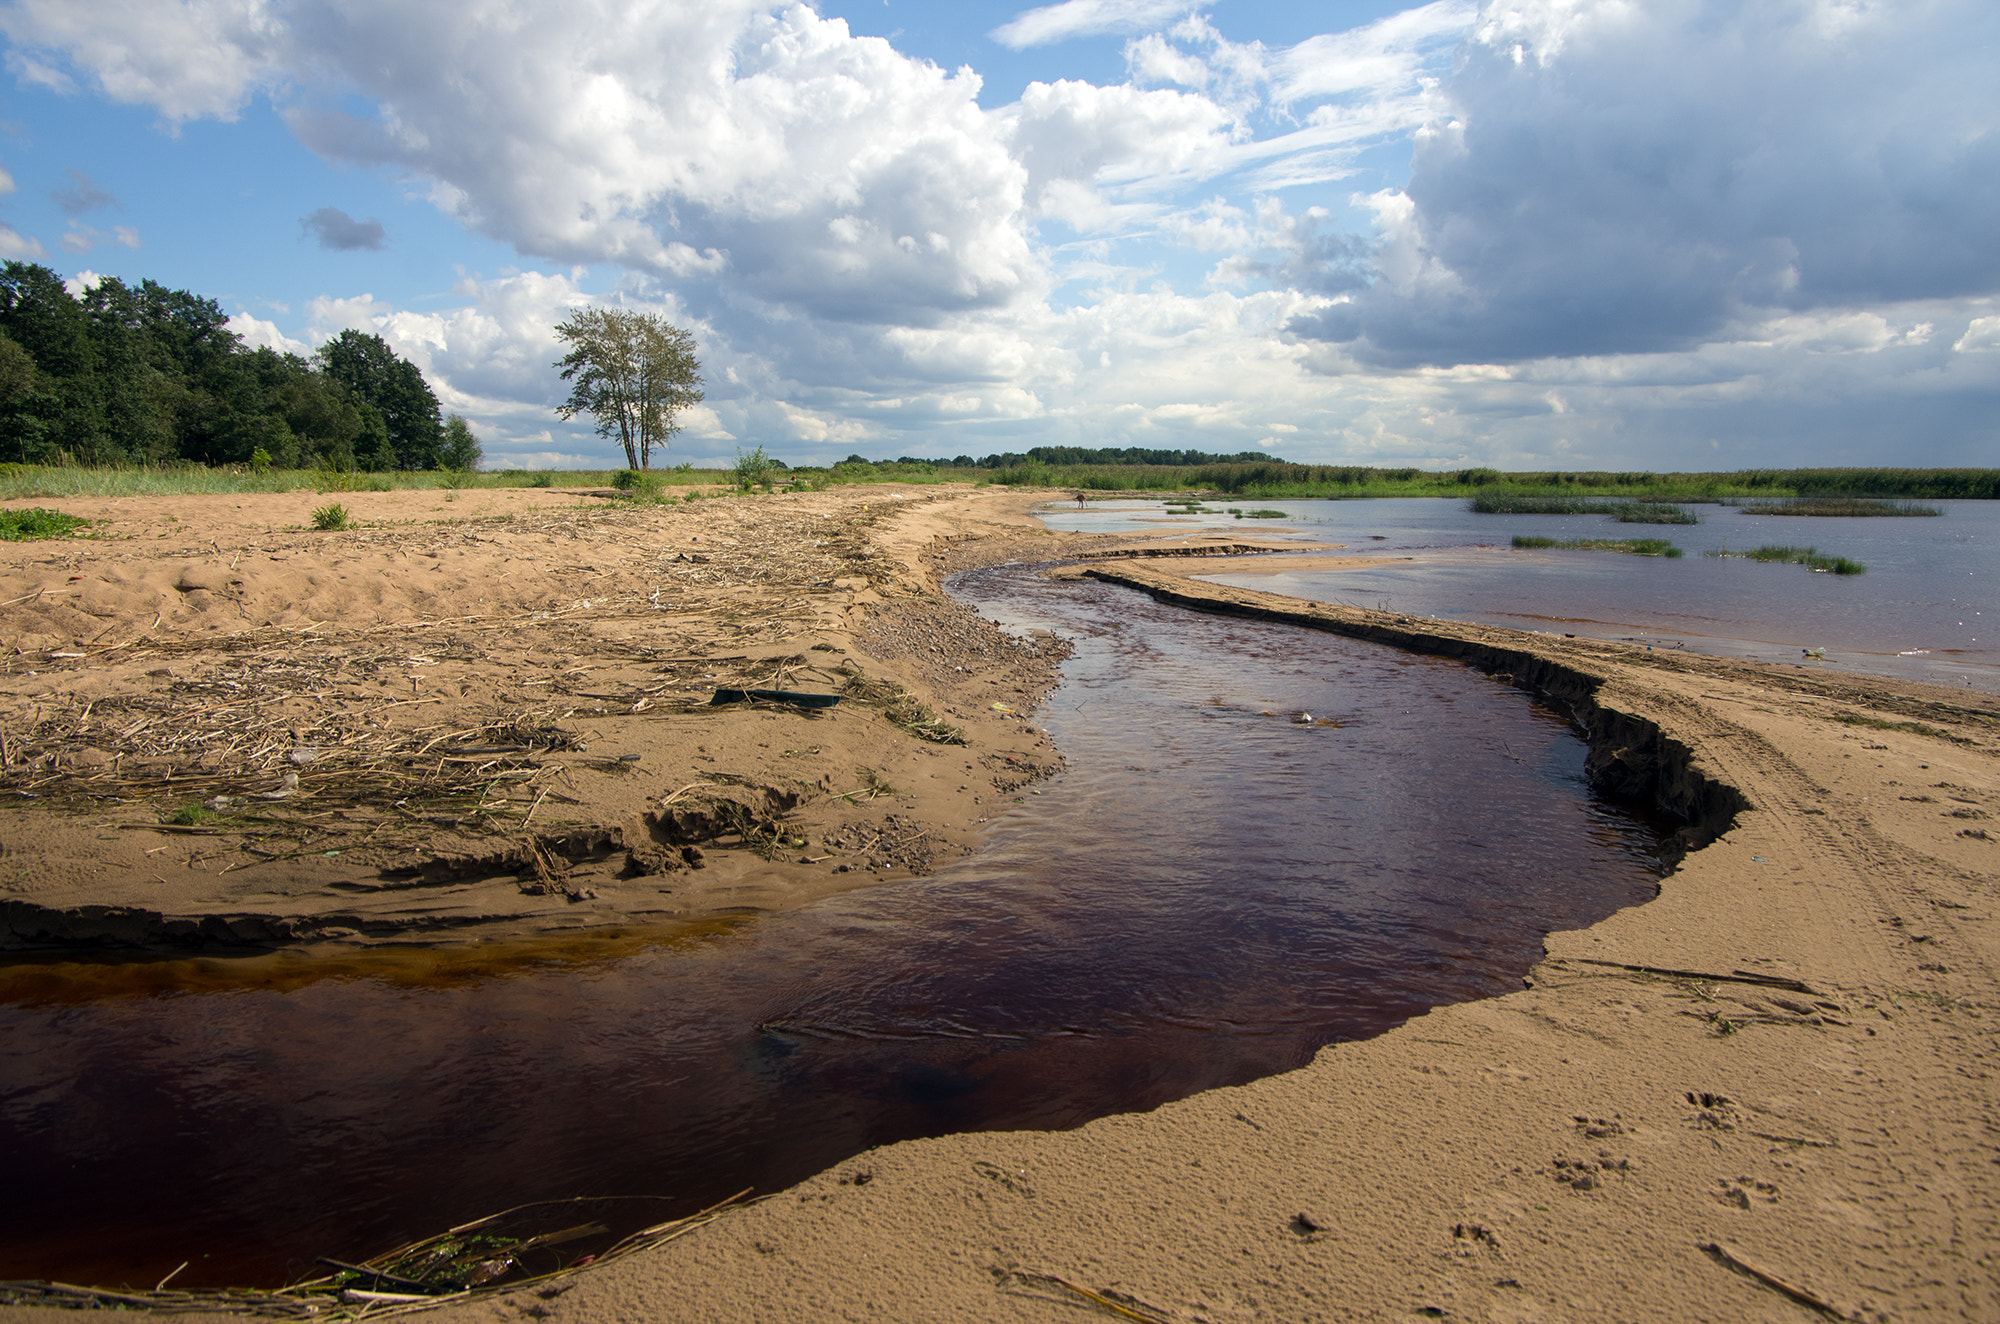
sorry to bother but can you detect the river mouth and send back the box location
[0,564,1677,1291]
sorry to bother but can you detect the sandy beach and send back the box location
[3,485,1996,1321]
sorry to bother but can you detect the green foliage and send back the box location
[528,471,555,488]
[733,444,775,490]
[0,262,448,471]
[0,506,89,540]
[611,467,669,501]
[249,446,272,473]
[1242,509,1287,518]
[969,445,1278,468]
[317,330,444,470]
[166,804,220,826]
[1513,535,1683,557]
[311,502,351,531]
[553,308,703,470]
[438,413,482,471]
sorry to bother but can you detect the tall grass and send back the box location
[0,463,731,500]
[1471,493,1697,522]
[1733,497,1939,517]
[6,459,1996,504]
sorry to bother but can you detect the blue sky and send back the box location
[1,0,1995,471]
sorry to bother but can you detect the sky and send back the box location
[0,0,1995,472]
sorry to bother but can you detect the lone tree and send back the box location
[552,309,703,470]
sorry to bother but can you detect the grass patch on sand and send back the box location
[1512,535,1683,557]
[1830,711,1947,738]
[1734,497,1939,517]
[0,507,90,540]
[840,669,967,745]
[1706,545,1866,574]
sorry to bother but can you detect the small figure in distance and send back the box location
[1074,491,1087,508]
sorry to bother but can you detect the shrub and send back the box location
[311,502,351,531]
[733,444,775,490]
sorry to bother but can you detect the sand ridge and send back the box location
[3,491,1997,1320]
[0,484,1094,952]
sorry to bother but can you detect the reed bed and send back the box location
[1472,494,1698,522]
[1732,497,1939,517]
[1512,536,1684,557]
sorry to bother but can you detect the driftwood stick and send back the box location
[1701,1242,1849,1319]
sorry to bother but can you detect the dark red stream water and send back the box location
[0,566,1675,1289]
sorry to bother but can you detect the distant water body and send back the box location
[1038,498,1996,691]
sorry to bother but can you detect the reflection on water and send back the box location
[0,567,1671,1290]
[1040,497,1996,688]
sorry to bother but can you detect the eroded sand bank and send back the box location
[3,488,1996,1321]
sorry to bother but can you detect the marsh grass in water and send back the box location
[0,507,90,540]
[1706,545,1866,574]
[1472,493,1697,523]
[1512,535,1683,557]
[1734,497,1939,517]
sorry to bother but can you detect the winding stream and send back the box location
[0,564,1675,1289]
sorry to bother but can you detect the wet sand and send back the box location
[3,488,1997,1320]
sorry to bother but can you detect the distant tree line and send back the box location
[937,446,1285,469]
[0,261,476,470]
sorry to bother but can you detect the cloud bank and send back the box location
[7,0,1997,468]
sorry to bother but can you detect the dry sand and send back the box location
[0,483,1078,951]
[3,488,1997,1321]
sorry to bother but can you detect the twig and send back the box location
[1570,959,1817,995]
[659,780,726,807]
[1000,1272,1175,1324]
[1700,1242,1849,1319]
[155,1262,189,1292]
[90,613,162,655]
